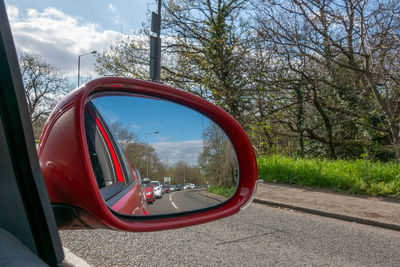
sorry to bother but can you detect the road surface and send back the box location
[60,203,400,266]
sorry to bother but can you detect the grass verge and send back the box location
[207,185,236,198]
[258,155,400,198]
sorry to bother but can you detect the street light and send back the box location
[77,50,97,87]
[146,131,159,177]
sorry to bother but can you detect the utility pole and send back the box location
[150,0,161,81]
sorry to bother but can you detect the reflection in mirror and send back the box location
[84,94,238,216]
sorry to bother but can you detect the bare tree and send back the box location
[95,34,150,79]
[253,0,400,160]
[20,52,71,139]
[159,0,253,123]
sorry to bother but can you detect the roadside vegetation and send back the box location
[207,185,236,198]
[22,1,400,198]
[258,155,400,198]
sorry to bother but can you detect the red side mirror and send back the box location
[38,77,257,231]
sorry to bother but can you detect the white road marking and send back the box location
[171,201,178,210]
[169,192,178,210]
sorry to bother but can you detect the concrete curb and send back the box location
[253,198,400,232]
[62,247,91,266]
[196,190,225,202]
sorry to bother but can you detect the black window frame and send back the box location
[0,1,64,265]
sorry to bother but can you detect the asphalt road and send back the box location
[60,203,400,266]
[149,190,221,215]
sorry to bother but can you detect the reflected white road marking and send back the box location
[169,192,178,210]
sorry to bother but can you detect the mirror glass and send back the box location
[84,93,238,216]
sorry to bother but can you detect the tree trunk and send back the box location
[312,87,337,159]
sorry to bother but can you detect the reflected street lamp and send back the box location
[146,131,159,177]
[77,50,97,86]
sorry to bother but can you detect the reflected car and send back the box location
[163,184,170,193]
[144,184,155,204]
[151,181,163,198]
[175,184,183,191]
[160,182,165,193]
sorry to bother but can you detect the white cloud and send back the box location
[108,4,117,13]
[152,140,203,166]
[6,5,122,77]
[6,5,19,22]
[107,3,126,28]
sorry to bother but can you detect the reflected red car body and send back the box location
[91,105,149,216]
[110,182,149,215]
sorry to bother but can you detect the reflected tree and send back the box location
[198,123,237,187]
[124,141,167,180]
[109,121,138,149]
[169,161,202,185]
[105,121,167,180]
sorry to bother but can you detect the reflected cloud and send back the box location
[129,124,142,130]
[152,140,203,166]
[155,136,171,142]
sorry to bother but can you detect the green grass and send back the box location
[258,155,400,198]
[207,185,236,198]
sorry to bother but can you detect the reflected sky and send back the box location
[91,95,212,166]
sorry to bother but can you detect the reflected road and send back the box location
[148,189,222,215]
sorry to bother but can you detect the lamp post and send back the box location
[146,131,159,177]
[77,50,97,86]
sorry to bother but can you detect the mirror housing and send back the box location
[38,77,257,231]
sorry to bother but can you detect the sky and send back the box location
[4,0,156,84]
[92,95,213,166]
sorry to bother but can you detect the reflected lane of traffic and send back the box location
[148,189,222,215]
